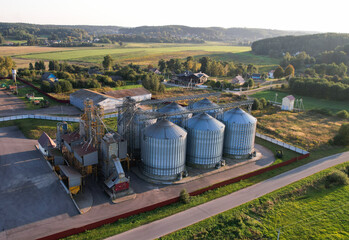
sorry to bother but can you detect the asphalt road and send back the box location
[108,151,349,240]
[0,127,77,239]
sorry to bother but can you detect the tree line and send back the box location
[252,33,349,57]
[289,77,349,101]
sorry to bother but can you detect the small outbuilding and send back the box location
[281,95,295,111]
[38,132,57,156]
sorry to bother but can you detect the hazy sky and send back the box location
[1,0,348,33]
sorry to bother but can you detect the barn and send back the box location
[70,88,151,112]
[104,87,151,102]
[70,89,123,113]
[281,95,295,111]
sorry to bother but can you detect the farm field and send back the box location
[252,89,349,113]
[0,46,76,56]
[163,162,349,240]
[256,110,346,151]
[6,42,278,68]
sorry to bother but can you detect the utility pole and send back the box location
[277,228,281,240]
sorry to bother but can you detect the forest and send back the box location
[251,33,349,56]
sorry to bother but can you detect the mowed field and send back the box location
[252,90,349,113]
[3,42,278,68]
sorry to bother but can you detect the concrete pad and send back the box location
[0,126,77,232]
[73,188,93,214]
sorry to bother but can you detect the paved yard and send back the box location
[0,126,77,234]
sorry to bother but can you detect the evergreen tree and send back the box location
[102,55,113,70]
[285,64,295,77]
[274,66,284,78]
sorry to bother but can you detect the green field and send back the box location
[252,90,349,113]
[0,119,78,139]
[12,43,278,68]
[164,162,349,239]
[63,138,349,240]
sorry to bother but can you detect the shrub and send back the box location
[323,170,349,188]
[259,98,267,108]
[333,123,349,146]
[180,189,191,204]
[336,110,349,119]
[252,99,262,110]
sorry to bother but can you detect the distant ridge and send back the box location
[0,22,315,43]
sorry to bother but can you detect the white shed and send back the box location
[281,95,295,111]
[104,87,152,102]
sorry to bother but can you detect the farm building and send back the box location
[281,95,295,111]
[268,70,275,79]
[172,71,209,86]
[149,68,162,75]
[104,87,152,102]
[42,72,58,83]
[70,89,123,112]
[38,132,57,156]
[251,73,261,80]
[231,75,245,85]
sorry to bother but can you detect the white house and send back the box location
[268,70,275,79]
[281,95,295,111]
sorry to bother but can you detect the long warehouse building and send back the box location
[70,88,151,113]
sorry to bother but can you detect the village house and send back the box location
[41,72,58,83]
[172,71,209,86]
[231,75,245,85]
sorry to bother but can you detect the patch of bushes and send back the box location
[333,123,349,146]
[336,110,349,119]
[179,189,191,204]
[323,170,349,188]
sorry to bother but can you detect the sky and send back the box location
[0,0,348,33]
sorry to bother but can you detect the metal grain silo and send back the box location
[157,102,192,127]
[132,112,156,158]
[141,119,187,181]
[189,98,223,119]
[222,107,257,158]
[186,113,225,169]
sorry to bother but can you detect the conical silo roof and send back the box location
[157,102,187,114]
[223,107,256,124]
[189,98,219,110]
[187,112,225,131]
[143,119,187,139]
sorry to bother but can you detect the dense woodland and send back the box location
[252,33,349,57]
[289,77,349,101]
[0,22,312,45]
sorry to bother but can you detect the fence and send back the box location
[256,132,309,154]
[0,114,80,123]
[37,152,310,240]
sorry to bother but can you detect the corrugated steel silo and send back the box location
[141,119,187,181]
[186,113,225,168]
[189,98,223,119]
[132,112,156,158]
[222,107,257,158]
[157,102,192,127]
